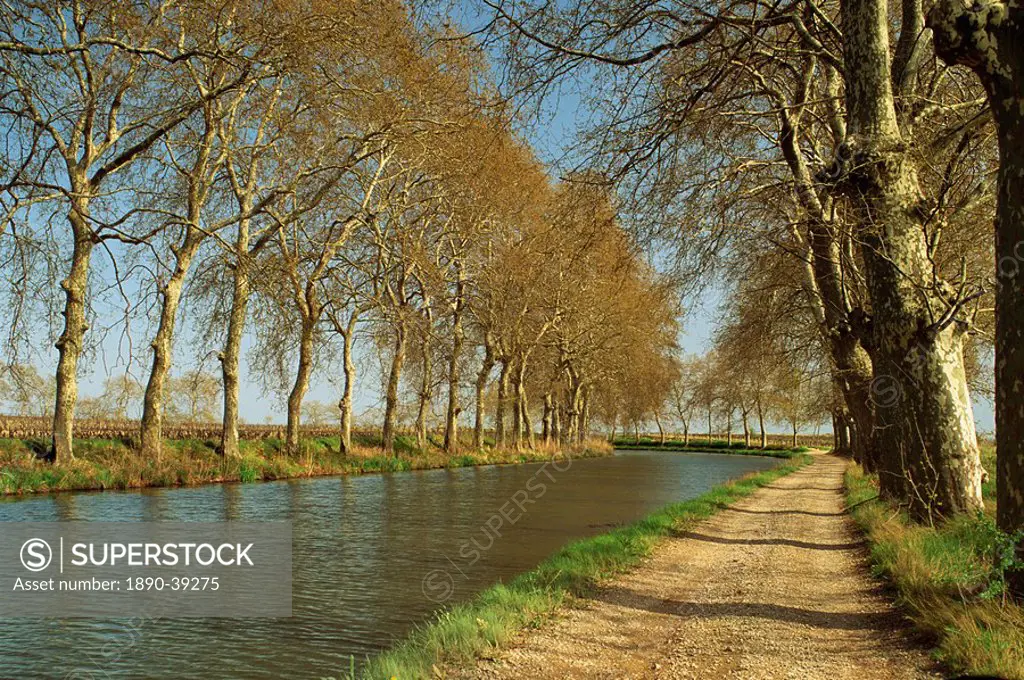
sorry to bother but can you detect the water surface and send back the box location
[0,450,779,678]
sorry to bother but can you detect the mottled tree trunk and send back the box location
[931,0,1024,592]
[495,358,510,448]
[516,359,534,449]
[338,312,358,455]
[444,274,465,452]
[579,387,590,445]
[381,322,407,453]
[140,236,202,458]
[837,410,852,454]
[655,412,665,446]
[758,403,767,449]
[551,401,561,443]
[805,226,877,470]
[220,231,250,458]
[742,411,751,448]
[415,339,432,451]
[565,374,582,444]
[473,336,495,449]
[542,393,553,444]
[840,0,983,519]
[286,319,316,453]
[682,420,689,446]
[52,200,93,462]
[994,106,1024,597]
[511,359,523,449]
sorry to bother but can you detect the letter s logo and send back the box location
[20,538,52,572]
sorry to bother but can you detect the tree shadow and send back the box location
[724,507,845,518]
[592,585,895,632]
[674,531,864,551]
[762,485,843,492]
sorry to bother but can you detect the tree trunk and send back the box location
[542,393,553,444]
[140,236,201,458]
[52,202,93,462]
[338,312,358,455]
[993,102,1024,598]
[682,421,689,446]
[837,410,852,454]
[473,337,495,449]
[415,336,432,452]
[655,412,665,446]
[220,230,250,458]
[707,408,713,446]
[931,0,1024,592]
[381,322,407,453]
[443,274,465,453]
[551,400,561,444]
[742,411,750,448]
[495,358,510,448]
[726,411,733,446]
[511,358,523,449]
[286,319,315,453]
[579,386,590,445]
[840,0,983,519]
[758,404,767,449]
[792,421,798,449]
[519,365,534,449]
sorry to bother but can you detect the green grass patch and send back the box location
[0,436,614,496]
[360,453,812,679]
[844,446,1024,679]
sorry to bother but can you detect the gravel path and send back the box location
[457,453,942,680]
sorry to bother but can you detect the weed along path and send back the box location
[457,454,941,680]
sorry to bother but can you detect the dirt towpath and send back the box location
[457,453,941,680]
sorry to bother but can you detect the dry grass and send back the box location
[844,446,1024,679]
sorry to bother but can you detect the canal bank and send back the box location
[0,436,613,496]
[363,453,811,679]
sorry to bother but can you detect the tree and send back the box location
[929,0,1024,593]
[482,0,990,520]
[0,1,260,461]
[2,364,55,417]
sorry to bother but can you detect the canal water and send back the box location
[0,450,780,678]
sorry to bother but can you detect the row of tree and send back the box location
[0,1,679,460]
[480,0,1023,586]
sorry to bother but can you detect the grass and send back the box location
[613,436,809,458]
[358,453,812,679]
[844,444,1024,679]
[0,436,613,496]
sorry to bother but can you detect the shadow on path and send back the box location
[675,531,864,552]
[592,585,898,632]
[723,507,845,518]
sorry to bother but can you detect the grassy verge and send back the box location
[0,436,613,496]
[844,446,1024,679]
[613,437,808,458]
[357,453,812,679]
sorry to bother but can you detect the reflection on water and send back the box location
[0,450,779,679]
